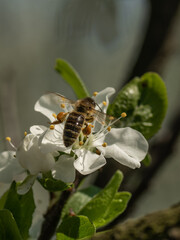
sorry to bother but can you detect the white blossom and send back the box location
[34,87,148,180]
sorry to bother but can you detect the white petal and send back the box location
[29,181,50,239]
[30,125,47,136]
[34,93,63,121]
[34,92,73,121]
[93,87,115,113]
[39,128,71,154]
[74,149,106,175]
[0,151,25,183]
[52,155,75,183]
[16,134,55,175]
[101,127,148,169]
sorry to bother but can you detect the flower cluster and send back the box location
[0,87,148,193]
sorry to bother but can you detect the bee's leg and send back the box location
[57,112,69,123]
[82,122,92,136]
[49,112,69,125]
[49,120,61,125]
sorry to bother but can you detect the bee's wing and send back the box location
[91,108,117,126]
[48,92,76,107]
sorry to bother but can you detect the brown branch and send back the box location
[38,190,71,240]
[38,172,85,240]
[92,202,180,240]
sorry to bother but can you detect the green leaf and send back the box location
[0,190,9,210]
[95,192,131,228]
[56,215,95,240]
[55,58,89,99]
[142,153,152,167]
[0,209,23,240]
[4,182,35,239]
[61,186,100,220]
[78,171,123,228]
[39,174,73,192]
[108,72,168,139]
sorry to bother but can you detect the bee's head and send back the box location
[75,97,96,112]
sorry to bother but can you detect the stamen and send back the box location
[107,126,111,131]
[121,112,127,118]
[61,103,65,108]
[6,137,17,150]
[93,91,98,96]
[6,137,11,142]
[24,131,27,136]
[79,141,84,146]
[52,113,57,119]
[103,101,107,106]
[102,142,107,147]
[50,125,55,130]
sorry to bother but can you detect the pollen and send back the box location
[6,137,11,142]
[79,141,84,146]
[107,126,111,131]
[102,142,107,147]
[61,103,65,108]
[121,112,127,118]
[82,125,91,135]
[50,125,55,130]
[52,113,57,119]
[24,131,27,136]
[103,101,107,106]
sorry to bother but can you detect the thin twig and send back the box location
[38,172,85,240]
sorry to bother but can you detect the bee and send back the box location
[49,93,115,147]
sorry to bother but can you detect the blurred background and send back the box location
[0,0,180,224]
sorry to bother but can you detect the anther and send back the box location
[24,131,27,136]
[79,141,84,146]
[121,112,127,118]
[102,142,107,147]
[93,91,98,96]
[50,125,55,130]
[6,137,11,142]
[103,101,107,106]
[107,126,111,131]
[61,103,65,108]
[52,113,57,119]
[6,137,17,150]
[109,116,114,121]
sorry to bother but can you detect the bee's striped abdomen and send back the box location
[63,112,85,147]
